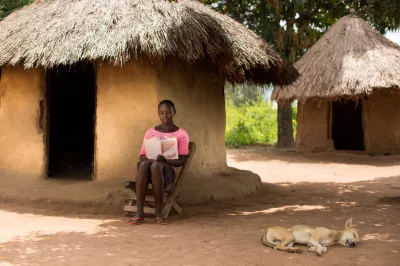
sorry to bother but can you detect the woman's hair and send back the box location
[158,99,176,114]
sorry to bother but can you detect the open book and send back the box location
[144,137,179,160]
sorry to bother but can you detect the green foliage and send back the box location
[224,83,269,107]
[0,0,33,21]
[340,0,400,33]
[292,102,298,139]
[225,99,278,147]
[204,0,400,63]
[224,88,298,147]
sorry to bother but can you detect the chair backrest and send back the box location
[174,142,197,186]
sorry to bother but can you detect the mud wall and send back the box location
[296,100,330,152]
[0,66,46,177]
[363,90,400,155]
[95,59,227,179]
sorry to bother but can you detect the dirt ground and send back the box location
[1,147,399,266]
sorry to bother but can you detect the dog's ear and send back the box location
[345,218,353,229]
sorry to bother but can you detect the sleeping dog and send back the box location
[261,218,360,256]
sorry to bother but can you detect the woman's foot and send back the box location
[128,216,144,225]
[155,217,168,225]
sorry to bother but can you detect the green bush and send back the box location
[292,103,298,140]
[225,99,298,147]
[225,100,278,146]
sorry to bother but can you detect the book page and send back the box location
[144,138,162,160]
[161,138,179,160]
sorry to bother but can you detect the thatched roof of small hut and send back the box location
[272,13,400,102]
[0,0,298,86]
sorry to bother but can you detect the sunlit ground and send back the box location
[0,210,116,243]
[228,205,327,216]
[227,149,400,183]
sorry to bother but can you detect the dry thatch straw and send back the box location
[0,0,298,86]
[271,14,400,102]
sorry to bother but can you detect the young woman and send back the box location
[129,100,189,225]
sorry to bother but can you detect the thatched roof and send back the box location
[0,0,298,86]
[272,14,400,102]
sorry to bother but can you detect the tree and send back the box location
[356,0,400,33]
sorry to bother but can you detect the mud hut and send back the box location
[0,0,298,203]
[272,11,400,155]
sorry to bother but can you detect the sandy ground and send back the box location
[0,147,399,266]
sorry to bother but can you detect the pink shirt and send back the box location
[139,127,190,156]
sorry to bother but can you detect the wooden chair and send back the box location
[123,142,197,218]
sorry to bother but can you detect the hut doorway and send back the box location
[332,100,365,151]
[46,63,96,179]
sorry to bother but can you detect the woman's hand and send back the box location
[156,155,167,163]
[155,155,188,168]
[140,155,150,162]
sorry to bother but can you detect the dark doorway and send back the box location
[332,100,364,151]
[47,63,96,179]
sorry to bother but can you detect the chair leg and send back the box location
[163,202,173,218]
[172,202,182,214]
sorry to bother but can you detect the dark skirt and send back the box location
[137,161,176,186]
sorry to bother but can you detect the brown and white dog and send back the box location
[261,218,360,256]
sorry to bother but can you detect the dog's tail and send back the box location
[261,233,303,254]
[260,233,275,249]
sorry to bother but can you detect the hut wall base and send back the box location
[0,166,261,205]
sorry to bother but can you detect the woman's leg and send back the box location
[134,161,151,219]
[149,162,165,219]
